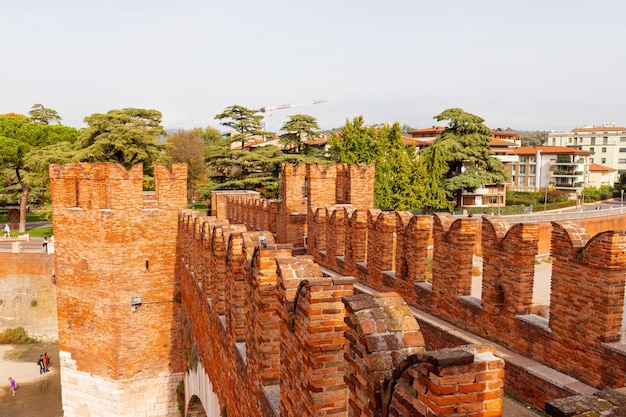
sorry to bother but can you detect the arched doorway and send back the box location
[186,395,207,417]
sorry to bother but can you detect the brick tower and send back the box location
[50,163,187,417]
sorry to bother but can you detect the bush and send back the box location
[0,327,38,344]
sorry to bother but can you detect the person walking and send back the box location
[3,223,9,238]
[43,237,49,253]
[44,352,50,372]
[37,354,45,374]
[8,377,17,396]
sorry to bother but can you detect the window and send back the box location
[529,177,536,186]
[590,137,596,145]
[619,159,626,164]
[552,138,556,145]
[621,137,626,142]
[529,156,536,163]
[568,138,573,143]
[602,147,607,153]
[601,158,606,164]
[519,156,526,163]
[619,148,626,153]
[519,166,526,174]
[518,177,525,186]
[590,158,594,163]
[590,147,595,152]
[529,165,536,174]
[603,137,608,145]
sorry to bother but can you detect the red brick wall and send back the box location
[190,163,626,413]
[343,292,426,416]
[0,252,54,276]
[305,208,626,409]
[51,162,186,380]
[386,345,505,417]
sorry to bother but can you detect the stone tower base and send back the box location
[59,350,183,417]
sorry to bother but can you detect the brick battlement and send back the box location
[208,163,626,412]
[49,162,187,211]
[51,163,187,416]
[177,209,505,416]
[50,162,626,415]
[303,209,626,396]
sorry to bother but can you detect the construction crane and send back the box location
[258,98,337,114]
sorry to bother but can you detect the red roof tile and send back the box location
[508,146,593,156]
[589,163,616,172]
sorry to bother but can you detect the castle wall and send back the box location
[0,253,57,341]
[50,163,186,417]
[49,162,626,416]
[304,208,626,408]
[178,211,505,416]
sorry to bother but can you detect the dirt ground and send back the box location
[0,342,62,417]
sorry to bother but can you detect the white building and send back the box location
[506,146,592,192]
[547,123,626,173]
[588,163,617,188]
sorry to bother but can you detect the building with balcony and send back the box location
[547,123,626,173]
[507,146,592,192]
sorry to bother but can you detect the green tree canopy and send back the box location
[0,115,78,229]
[328,116,379,164]
[28,104,62,125]
[192,125,224,145]
[73,108,165,169]
[279,114,321,154]
[519,130,548,147]
[420,108,509,207]
[215,105,271,150]
[329,116,422,211]
[165,130,206,201]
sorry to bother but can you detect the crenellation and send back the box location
[46,162,626,416]
[52,162,186,416]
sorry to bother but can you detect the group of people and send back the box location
[37,352,51,374]
[6,352,51,397]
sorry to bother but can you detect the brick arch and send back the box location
[186,395,207,417]
[381,345,505,417]
[343,292,426,417]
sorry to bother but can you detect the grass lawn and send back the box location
[25,226,53,237]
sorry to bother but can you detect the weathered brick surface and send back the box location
[51,162,186,416]
[343,292,426,417]
[210,164,626,412]
[363,323,505,417]
[48,162,626,415]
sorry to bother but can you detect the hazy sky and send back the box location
[2,0,625,133]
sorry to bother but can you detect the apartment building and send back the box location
[547,123,626,172]
[507,146,592,192]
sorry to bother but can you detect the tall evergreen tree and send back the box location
[215,105,272,150]
[328,116,379,164]
[330,117,422,211]
[421,108,508,207]
[279,114,321,154]
[0,115,78,229]
[73,108,165,169]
